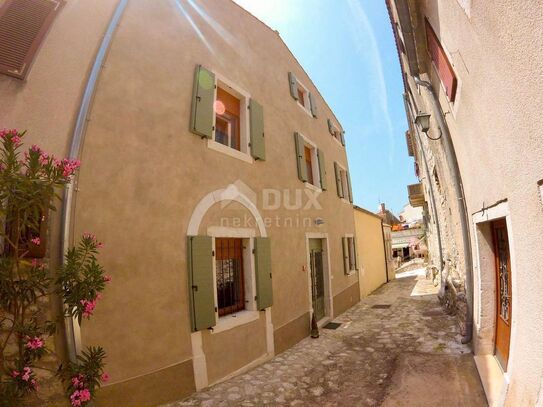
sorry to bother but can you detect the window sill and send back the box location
[207,140,254,164]
[345,269,357,276]
[332,136,344,148]
[297,101,313,118]
[304,182,322,193]
[211,310,260,334]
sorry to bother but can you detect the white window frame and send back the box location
[297,132,322,191]
[344,233,357,275]
[207,227,259,334]
[294,78,313,117]
[209,72,254,164]
[335,161,350,203]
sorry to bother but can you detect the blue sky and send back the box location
[233,0,417,215]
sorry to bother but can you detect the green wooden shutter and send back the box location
[353,237,359,270]
[288,72,298,100]
[249,98,265,160]
[187,236,216,332]
[342,237,350,274]
[340,131,346,146]
[334,162,343,198]
[327,119,334,135]
[346,171,353,203]
[309,92,317,117]
[294,132,308,182]
[317,149,327,191]
[255,237,273,310]
[190,65,215,139]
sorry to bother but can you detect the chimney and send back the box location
[380,203,386,213]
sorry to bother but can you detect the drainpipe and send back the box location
[61,0,128,362]
[380,220,389,283]
[413,77,474,345]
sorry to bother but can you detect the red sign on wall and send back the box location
[425,19,457,102]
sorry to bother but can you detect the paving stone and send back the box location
[162,269,481,407]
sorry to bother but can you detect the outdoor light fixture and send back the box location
[415,112,431,133]
[315,218,325,226]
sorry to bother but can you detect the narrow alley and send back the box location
[165,266,487,407]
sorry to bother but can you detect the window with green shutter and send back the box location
[254,237,273,310]
[309,92,317,118]
[334,162,353,202]
[187,236,216,332]
[288,72,317,118]
[327,119,344,146]
[334,162,344,198]
[190,65,215,139]
[295,133,323,189]
[294,132,308,182]
[342,236,358,274]
[249,98,265,160]
[317,149,327,191]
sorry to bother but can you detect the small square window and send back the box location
[295,80,312,113]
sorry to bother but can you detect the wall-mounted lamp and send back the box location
[414,113,431,133]
[314,218,325,226]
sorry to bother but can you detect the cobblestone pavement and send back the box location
[164,268,486,407]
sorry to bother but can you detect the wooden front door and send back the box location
[309,239,325,321]
[492,220,512,371]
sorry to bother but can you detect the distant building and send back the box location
[399,203,423,225]
[354,206,392,297]
[375,203,401,226]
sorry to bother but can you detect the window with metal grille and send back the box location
[215,238,245,316]
[0,0,64,80]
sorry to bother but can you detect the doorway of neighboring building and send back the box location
[309,238,325,322]
[492,219,512,371]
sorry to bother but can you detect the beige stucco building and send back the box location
[0,0,361,405]
[387,0,543,405]
[354,206,391,298]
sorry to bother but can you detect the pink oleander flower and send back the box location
[0,128,19,140]
[59,158,80,178]
[96,241,104,249]
[95,292,103,301]
[25,336,44,350]
[39,152,49,165]
[100,372,110,382]
[83,232,94,240]
[70,388,91,406]
[30,144,41,152]
[103,275,112,283]
[21,367,32,382]
[30,237,40,246]
[11,135,21,146]
[80,299,97,318]
[30,378,38,390]
[11,370,19,378]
